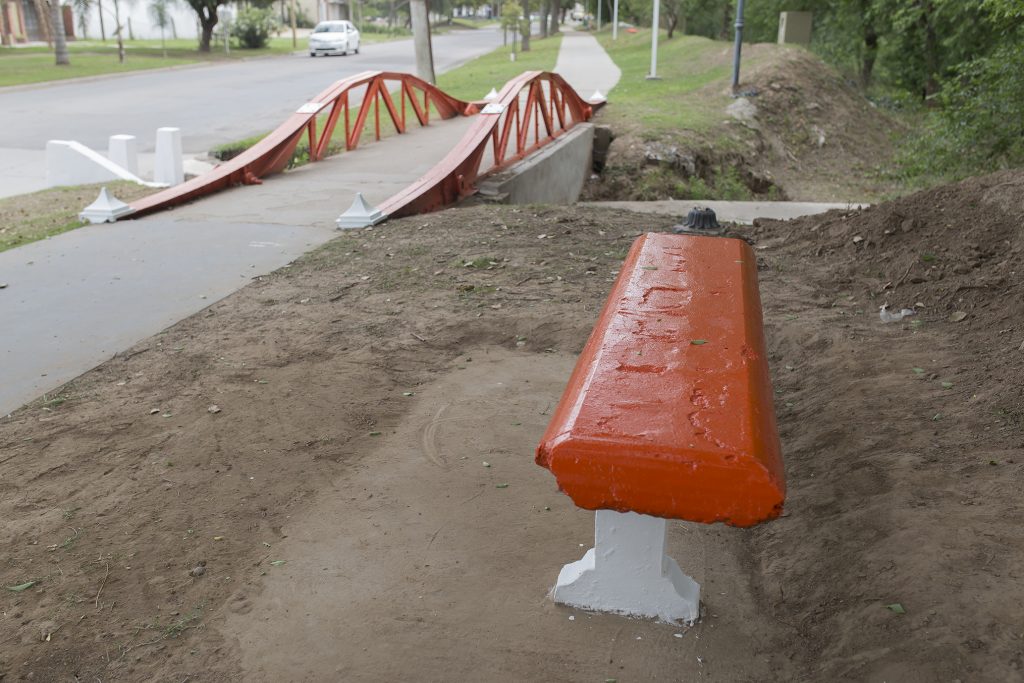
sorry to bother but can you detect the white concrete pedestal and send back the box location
[108,134,139,175]
[154,127,184,186]
[552,510,700,624]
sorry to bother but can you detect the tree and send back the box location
[185,0,221,51]
[49,0,70,64]
[149,0,177,55]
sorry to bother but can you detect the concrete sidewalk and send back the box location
[584,199,868,225]
[554,30,621,97]
[0,115,475,416]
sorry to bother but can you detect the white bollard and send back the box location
[79,186,135,224]
[108,134,138,175]
[154,127,184,186]
[336,192,385,229]
[551,510,700,624]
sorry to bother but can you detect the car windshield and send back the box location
[314,23,345,33]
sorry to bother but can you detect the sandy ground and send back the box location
[2,174,1023,681]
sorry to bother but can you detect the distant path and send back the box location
[554,30,621,97]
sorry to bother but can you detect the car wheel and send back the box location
[354,42,359,54]
[309,52,316,57]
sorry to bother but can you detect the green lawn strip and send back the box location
[0,181,155,253]
[0,52,199,87]
[435,33,563,101]
[596,30,764,136]
[0,32,411,88]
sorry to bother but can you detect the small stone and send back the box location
[190,565,206,577]
[207,405,221,414]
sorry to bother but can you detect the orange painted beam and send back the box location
[536,233,785,528]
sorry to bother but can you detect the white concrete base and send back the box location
[79,186,135,223]
[108,134,139,175]
[551,510,700,624]
[154,127,184,186]
[336,192,385,229]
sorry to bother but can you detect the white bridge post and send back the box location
[551,510,700,624]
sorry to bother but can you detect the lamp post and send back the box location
[647,0,660,79]
[731,0,746,92]
[612,0,618,39]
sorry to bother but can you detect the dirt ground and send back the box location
[1,171,1023,682]
[584,47,901,204]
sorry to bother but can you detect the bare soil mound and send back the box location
[585,47,901,203]
[1,172,1022,681]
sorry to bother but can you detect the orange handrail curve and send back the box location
[377,70,597,219]
[127,71,476,219]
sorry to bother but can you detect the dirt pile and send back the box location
[585,47,901,203]
[1,172,1022,681]
[747,168,1024,680]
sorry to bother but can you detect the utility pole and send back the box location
[647,0,659,78]
[410,0,436,83]
[611,0,618,39]
[731,0,745,92]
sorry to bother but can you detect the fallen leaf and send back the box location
[949,311,968,322]
[495,483,509,489]
[912,368,925,374]
[402,392,414,397]
[886,603,906,614]
[941,381,954,389]
[213,536,224,541]
[690,339,708,346]
[269,560,286,566]
[149,408,160,415]
[7,581,36,592]
[369,431,382,436]
[641,266,659,271]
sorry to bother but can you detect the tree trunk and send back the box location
[919,0,939,101]
[97,0,106,39]
[197,6,217,52]
[666,14,677,39]
[720,0,732,40]
[113,0,124,62]
[539,0,547,38]
[548,5,557,34]
[50,0,69,64]
[521,16,530,51]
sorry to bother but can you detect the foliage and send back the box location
[897,42,1024,181]
[231,6,278,49]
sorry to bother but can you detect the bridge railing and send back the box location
[378,71,598,218]
[127,71,476,218]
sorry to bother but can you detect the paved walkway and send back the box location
[0,115,475,416]
[584,199,868,225]
[554,30,621,97]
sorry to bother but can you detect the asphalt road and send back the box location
[0,29,502,154]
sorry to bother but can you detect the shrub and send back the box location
[232,7,278,49]
[898,41,1024,181]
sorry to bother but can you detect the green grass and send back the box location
[436,34,563,101]
[0,33,407,88]
[0,181,154,252]
[595,31,743,135]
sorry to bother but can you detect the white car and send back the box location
[309,21,361,57]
